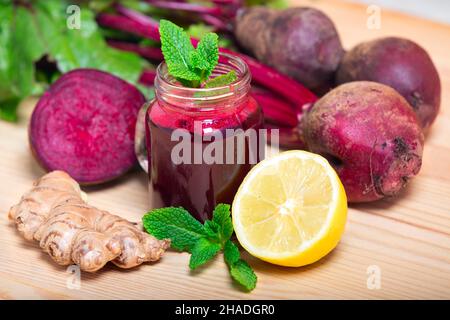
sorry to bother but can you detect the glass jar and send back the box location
[142,53,264,222]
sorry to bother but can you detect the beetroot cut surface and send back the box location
[30,69,146,184]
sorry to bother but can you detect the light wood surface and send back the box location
[1,0,449,300]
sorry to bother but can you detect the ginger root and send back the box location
[9,171,170,272]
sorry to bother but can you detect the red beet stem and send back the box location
[107,40,164,61]
[139,70,157,86]
[97,13,159,40]
[115,3,160,29]
[97,8,318,108]
[265,124,307,150]
[145,1,222,15]
[210,0,241,4]
[219,48,318,108]
[199,14,230,32]
[251,90,298,127]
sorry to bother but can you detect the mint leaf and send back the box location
[204,71,237,88]
[143,207,206,252]
[142,204,258,292]
[223,240,240,266]
[189,50,210,74]
[195,32,218,80]
[229,260,257,292]
[203,220,221,242]
[189,238,222,270]
[159,20,222,87]
[159,19,199,82]
[212,203,233,242]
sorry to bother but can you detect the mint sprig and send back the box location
[205,70,237,88]
[223,240,241,266]
[211,203,234,243]
[224,240,257,291]
[142,203,257,292]
[159,20,235,88]
[189,238,222,270]
[142,207,205,252]
[192,32,218,80]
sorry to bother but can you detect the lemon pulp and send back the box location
[232,150,347,267]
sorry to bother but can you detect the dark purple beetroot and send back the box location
[29,69,146,184]
[336,37,441,130]
[301,81,424,202]
[234,7,344,93]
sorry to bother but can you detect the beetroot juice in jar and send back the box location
[145,54,264,222]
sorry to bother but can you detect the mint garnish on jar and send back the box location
[159,20,236,88]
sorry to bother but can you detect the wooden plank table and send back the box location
[0,0,449,299]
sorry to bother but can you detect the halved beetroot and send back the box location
[30,69,146,184]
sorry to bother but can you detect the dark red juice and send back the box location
[147,96,264,222]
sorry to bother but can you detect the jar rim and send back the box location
[154,52,251,103]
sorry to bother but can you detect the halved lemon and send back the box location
[232,150,347,267]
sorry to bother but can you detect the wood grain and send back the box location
[0,0,449,299]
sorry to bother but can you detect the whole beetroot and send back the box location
[235,7,344,93]
[301,81,424,202]
[336,37,441,130]
[30,69,145,185]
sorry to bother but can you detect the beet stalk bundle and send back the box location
[145,0,242,31]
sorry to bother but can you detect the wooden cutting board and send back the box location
[0,0,449,299]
